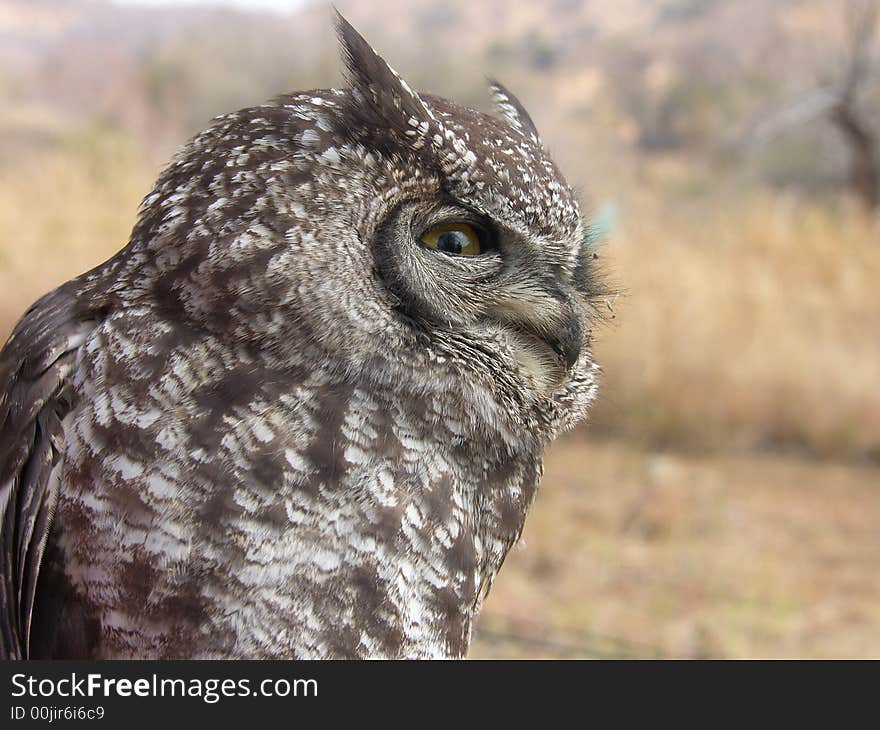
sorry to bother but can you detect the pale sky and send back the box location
[111,0,309,12]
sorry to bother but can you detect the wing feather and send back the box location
[0,284,99,659]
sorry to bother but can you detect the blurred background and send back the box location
[1,0,878,657]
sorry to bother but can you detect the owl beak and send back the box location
[491,288,584,378]
[547,316,583,371]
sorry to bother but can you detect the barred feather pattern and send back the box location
[0,16,601,659]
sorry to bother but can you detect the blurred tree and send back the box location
[831,0,879,209]
[750,0,879,210]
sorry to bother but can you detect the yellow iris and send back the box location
[420,223,483,256]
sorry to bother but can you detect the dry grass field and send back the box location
[473,436,880,658]
[0,132,154,332]
[591,189,880,459]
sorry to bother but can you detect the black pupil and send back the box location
[437,230,470,254]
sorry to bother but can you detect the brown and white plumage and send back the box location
[0,15,600,659]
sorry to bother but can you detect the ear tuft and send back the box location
[488,79,541,144]
[334,11,438,155]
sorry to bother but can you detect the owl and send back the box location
[0,15,600,659]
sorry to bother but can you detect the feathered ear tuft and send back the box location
[489,79,541,144]
[334,11,439,156]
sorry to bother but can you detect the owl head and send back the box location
[127,14,600,443]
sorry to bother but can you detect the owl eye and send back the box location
[419,223,486,256]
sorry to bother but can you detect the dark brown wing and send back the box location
[0,284,100,659]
